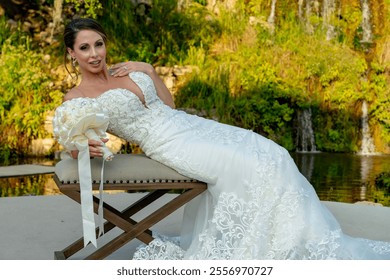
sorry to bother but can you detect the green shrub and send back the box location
[0,37,62,159]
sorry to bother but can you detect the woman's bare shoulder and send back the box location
[63,87,83,102]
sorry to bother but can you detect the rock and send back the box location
[30,138,56,156]
[354,201,383,207]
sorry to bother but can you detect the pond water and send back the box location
[291,152,390,206]
[0,157,60,197]
[1,153,389,206]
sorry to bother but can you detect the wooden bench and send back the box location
[53,154,207,260]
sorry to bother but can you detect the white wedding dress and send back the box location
[92,72,389,259]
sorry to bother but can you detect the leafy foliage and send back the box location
[65,0,103,18]
[174,1,384,152]
[0,34,63,159]
[0,0,390,159]
[98,0,220,65]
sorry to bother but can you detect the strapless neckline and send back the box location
[94,71,147,106]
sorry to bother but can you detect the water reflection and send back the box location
[359,155,373,201]
[291,152,390,206]
[293,152,316,181]
[0,174,60,197]
[0,157,60,197]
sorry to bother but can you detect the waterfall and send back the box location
[267,0,277,32]
[359,101,376,155]
[360,0,373,43]
[298,0,304,21]
[50,0,63,40]
[296,108,317,152]
[305,0,313,33]
[323,0,337,40]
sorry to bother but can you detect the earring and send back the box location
[72,57,77,67]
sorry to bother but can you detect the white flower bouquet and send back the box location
[53,97,113,161]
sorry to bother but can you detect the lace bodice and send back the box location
[96,72,172,147]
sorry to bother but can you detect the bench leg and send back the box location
[54,251,66,260]
[85,187,206,260]
[55,190,168,259]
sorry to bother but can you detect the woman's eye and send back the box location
[96,42,104,47]
[80,45,88,50]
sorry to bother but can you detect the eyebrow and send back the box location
[78,39,104,47]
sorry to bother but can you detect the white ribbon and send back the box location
[72,126,114,248]
[75,138,98,247]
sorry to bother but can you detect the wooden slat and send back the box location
[85,187,206,260]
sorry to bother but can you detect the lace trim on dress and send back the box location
[132,186,390,260]
[133,233,185,260]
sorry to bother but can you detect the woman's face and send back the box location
[68,29,107,73]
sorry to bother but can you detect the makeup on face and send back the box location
[70,30,107,71]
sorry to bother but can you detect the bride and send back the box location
[54,18,390,259]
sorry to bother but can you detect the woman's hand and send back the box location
[70,138,109,159]
[109,61,153,77]
[109,60,175,108]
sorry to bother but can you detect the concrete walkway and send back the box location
[0,193,184,260]
[0,164,55,178]
[0,192,389,260]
